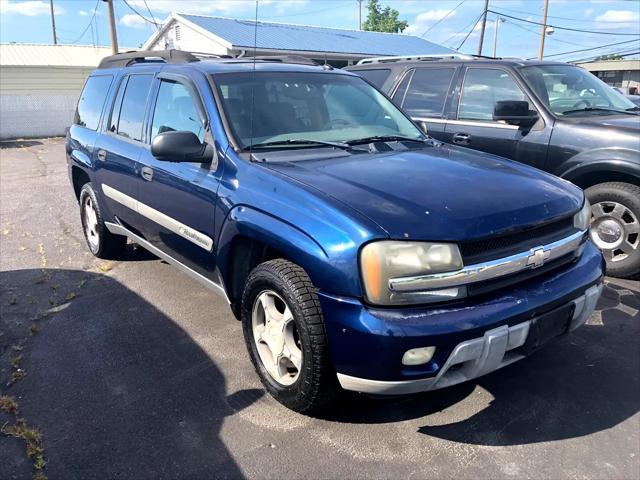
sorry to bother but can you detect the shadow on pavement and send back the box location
[0,140,44,149]
[323,281,639,446]
[0,268,261,480]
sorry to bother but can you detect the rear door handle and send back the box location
[141,166,154,182]
[452,133,471,145]
[97,149,107,161]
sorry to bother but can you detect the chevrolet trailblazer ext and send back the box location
[67,50,604,413]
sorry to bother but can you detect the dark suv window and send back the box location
[395,68,455,118]
[355,69,391,89]
[458,68,526,121]
[110,74,153,142]
[75,75,113,130]
[151,80,205,142]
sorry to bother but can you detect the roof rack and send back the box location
[97,49,207,69]
[356,53,474,65]
[252,55,320,66]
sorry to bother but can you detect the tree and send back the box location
[595,54,623,61]
[362,0,408,34]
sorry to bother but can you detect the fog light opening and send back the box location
[402,346,436,366]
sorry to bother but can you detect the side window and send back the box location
[401,68,455,118]
[355,69,391,89]
[392,70,413,106]
[151,80,205,142]
[75,75,113,130]
[112,74,153,142]
[458,68,526,121]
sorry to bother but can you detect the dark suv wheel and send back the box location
[586,182,640,279]
[241,259,339,413]
[79,183,127,259]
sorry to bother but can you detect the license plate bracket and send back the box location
[520,303,575,355]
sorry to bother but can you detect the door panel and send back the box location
[137,76,220,278]
[445,67,552,168]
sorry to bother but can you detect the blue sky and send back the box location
[0,0,638,61]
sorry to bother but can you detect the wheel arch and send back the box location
[558,148,640,189]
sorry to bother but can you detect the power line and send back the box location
[494,5,640,24]
[457,13,484,50]
[142,0,159,30]
[527,38,640,60]
[487,9,640,36]
[442,11,484,47]
[420,0,467,37]
[571,49,640,63]
[122,0,160,27]
[69,0,100,44]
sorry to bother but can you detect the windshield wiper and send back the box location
[345,135,428,145]
[244,139,353,150]
[561,107,636,116]
[625,106,640,112]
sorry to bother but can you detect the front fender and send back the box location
[216,206,363,298]
[557,147,640,184]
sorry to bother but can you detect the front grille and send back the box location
[459,216,576,264]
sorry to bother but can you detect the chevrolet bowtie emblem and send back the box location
[527,247,550,269]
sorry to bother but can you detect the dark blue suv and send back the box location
[67,50,604,412]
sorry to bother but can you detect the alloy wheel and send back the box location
[590,201,640,263]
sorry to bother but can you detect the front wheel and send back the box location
[241,259,339,413]
[586,182,640,279]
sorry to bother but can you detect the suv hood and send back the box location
[263,144,583,241]
[558,113,640,133]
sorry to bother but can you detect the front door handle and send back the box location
[97,149,107,161]
[141,166,154,182]
[452,133,471,145]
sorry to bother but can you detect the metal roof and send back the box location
[177,14,455,57]
[0,44,114,67]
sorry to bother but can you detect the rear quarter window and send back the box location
[352,69,391,89]
[74,75,113,131]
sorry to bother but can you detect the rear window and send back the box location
[109,74,153,142]
[353,69,391,89]
[400,68,455,118]
[75,75,113,130]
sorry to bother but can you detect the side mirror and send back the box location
[151,131,212,163]
[493,100,539,127]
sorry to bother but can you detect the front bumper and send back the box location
[337,283,602,395]
[318,241,605,394]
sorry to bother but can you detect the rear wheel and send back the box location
[586,182,640,279]
[241,259,339,413]
[79,183,126,259]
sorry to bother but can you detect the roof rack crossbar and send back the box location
[356,53,474,65]
[252,55,320,66]
[97,49,203,69]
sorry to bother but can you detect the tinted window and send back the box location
[108,77,126,133]
[392,70,413,106]
[116,74,153,141]
[75,75,113,130]
[458,68,526,121]
[401,68,455,118]
[151,80,205,142]
[355,69,391,89]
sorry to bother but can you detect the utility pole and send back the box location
[538,0,550,60]
[49,0,57,45]
[477,0,489,56]
[103,0,119,54]
[493,16,503,58]
[358,0,363,30]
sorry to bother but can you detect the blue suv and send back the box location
[67,50,604,413]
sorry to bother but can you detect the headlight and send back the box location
[360,241,465,306]
[574,198,591,231]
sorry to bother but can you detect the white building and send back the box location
[0,44,112,139]
[143,13,454,68]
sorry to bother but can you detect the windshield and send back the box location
[213,71,424,149]
[520,64,636,116]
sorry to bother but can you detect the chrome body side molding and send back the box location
[102,184,214,252]
[104,221,229,303]
[389,230,586,292]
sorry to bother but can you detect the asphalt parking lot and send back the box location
[1,137,639,480]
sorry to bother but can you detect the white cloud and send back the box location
[585,8,594,17]
[120,13,149,29]
[595,10,640,23]
[78,10,88,17]
[405,9,457,36]
[0,0,65,16]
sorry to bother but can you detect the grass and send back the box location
[2,419,47,476]
[0,395,18,413]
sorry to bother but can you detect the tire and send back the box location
[79,182,127,259]
[241,259,340,413]
[586,182,640,279]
